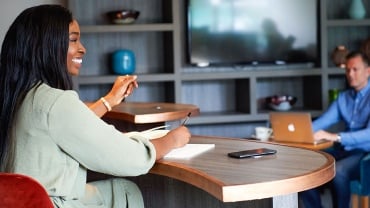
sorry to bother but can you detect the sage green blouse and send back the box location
[13,84,156,206]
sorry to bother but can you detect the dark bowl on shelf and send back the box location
[265,95,297,111]
[106,10,140,24]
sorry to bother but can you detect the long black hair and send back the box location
[0,5,74,172]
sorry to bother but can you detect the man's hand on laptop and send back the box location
[314,130,339,142]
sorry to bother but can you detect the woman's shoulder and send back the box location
[27,83,80,109]
[35,83,77,96]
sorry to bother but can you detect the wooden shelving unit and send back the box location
[68,0,370,138]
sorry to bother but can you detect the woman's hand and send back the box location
[87,75,138,117]
[165,126,191,148]
[104,75,138,107]
[150,126,191,160]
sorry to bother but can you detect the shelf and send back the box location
[188,113,262,125]
[326,67,345,75]
[258,109,323,118]
[80,24,174,33]
[181,68,322,81]
[187,109,323,125]
[326,19,370,27]
[77,74,176,85]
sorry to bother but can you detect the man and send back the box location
[300,51,370,208]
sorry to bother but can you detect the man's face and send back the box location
[345,56,370,91]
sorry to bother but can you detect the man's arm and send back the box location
[312,100,342,132]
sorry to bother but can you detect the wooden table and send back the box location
[102,102,200,131]
[95,102,334,207]
[130,136,335,208]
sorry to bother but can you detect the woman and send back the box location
[0,4,190,208]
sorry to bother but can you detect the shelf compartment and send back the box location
[69,0,173,24]
[79,81,175,103]
[328,74,347,91]
[79,31,174,75]
[257,76,322,111]
[125,81,175,103]
[81,24,174,33]
[326,0,370,20]
[326,27,370,67]
[181,79,250,115]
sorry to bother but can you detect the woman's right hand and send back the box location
[104,75,138,107]
[166,126,191,148]
[150,126,191,160]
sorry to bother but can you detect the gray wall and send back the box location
[0,0,66,44]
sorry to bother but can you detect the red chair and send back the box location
[0,173,54,208]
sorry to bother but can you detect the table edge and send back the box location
[150,139,335,202]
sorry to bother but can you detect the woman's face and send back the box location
[67,20,86,76]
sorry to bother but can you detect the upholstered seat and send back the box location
[351,153,370,208]
[0,173,53,208]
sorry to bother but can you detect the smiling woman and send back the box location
[0,4,191,208]
[66,20,85,76]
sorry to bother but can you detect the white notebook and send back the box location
[125,126,215,159]
[124,126,169,139]
[164,144,215,159]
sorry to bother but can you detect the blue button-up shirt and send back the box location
[313,81,370,151]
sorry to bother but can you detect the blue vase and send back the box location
[349,0,366,19]
[112,50,136,75]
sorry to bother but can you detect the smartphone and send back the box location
[228,148,277,159]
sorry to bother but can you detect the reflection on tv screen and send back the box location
[187,0,318,66]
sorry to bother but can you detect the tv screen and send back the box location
[186,0,319,67]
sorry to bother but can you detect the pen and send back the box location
[182,112,191,126]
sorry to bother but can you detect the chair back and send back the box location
[350,153,370,208]
[0,173,54,208]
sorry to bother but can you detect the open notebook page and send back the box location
[124,128,215,159]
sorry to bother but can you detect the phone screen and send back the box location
[228,148,277,158]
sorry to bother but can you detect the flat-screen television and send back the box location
[186,0,319,67]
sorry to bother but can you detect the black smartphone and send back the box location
[228,148,277,159]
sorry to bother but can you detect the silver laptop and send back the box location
[269,112,328,145]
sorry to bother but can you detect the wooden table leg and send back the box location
[360,196,369,208]
[352,194,360,208]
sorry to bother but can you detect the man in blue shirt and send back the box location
[300,51,370,208]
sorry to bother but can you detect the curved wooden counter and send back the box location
[105,102,200,124]
[150,136,335,203]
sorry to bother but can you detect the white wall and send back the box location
[0,0,66,44]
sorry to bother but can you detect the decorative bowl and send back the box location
[265,95,297,111]
[106,10,140,24]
